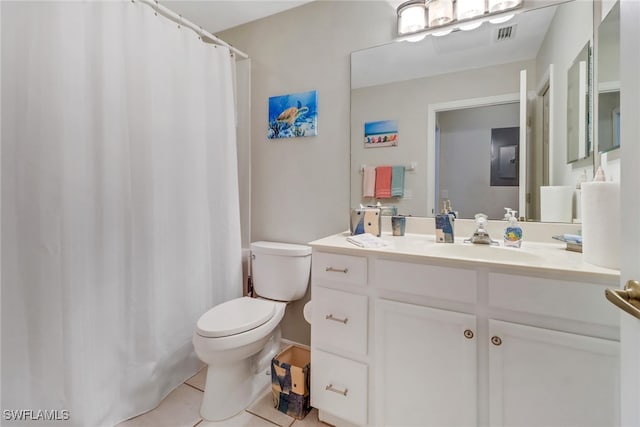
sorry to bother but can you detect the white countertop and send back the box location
[309,232,620,282]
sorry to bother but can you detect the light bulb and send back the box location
[428,0,454,27]
[488,0,522,13]
[489,14,515,24]
[432,28,453,37]
[457,0,485,20]
[460,21,484,31]
[406,34,427,42]
[398,2,427,34]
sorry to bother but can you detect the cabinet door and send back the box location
[375,299,477,427]
[489,319,620,427]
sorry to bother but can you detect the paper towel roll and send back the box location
[540,186,574,222]
[581,182,620,269]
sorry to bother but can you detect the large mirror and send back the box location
[596,1,620,154]
[350,0,595,222]
[566,41,591,163]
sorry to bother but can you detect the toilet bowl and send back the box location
[193,241,311,421]
[193,297,286,421]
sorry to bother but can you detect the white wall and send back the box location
[350,59,534,216]
[220,1,396,344]
[438,104,520,220]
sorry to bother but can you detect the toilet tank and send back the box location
[250,241,311,301]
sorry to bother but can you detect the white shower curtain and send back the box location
[1,2,242,426]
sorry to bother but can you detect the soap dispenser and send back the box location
[435,200,455,243]
[503,209,523,248]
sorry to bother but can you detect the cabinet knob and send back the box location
[325,384,348,397]
[491,336,503,346]
[325,314,349,324]
[464,329,474,339]
[325,266,349,274]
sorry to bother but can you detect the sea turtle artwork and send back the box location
[276,101,309,126]
[268,90,318,139]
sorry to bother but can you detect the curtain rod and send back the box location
[136,0,249,59]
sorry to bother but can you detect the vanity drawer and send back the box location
[312,286,368,355]
[488,273,618,328]
[313,252,367,287]
[374,259,477,303]
[311,349,368,426]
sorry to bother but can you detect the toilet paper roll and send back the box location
[581,182,620,269]
[540,186,574,223]
[303,301,312,324]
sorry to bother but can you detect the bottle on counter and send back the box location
[503,209,523,248]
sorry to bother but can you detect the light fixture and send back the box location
[456,0,485,21]
[397,0,428,36]
[488,0,523,13]
[456,0,485,30]
[397,0,524,41]
[428,0,454,27]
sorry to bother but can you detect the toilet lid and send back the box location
[196,297,276,338]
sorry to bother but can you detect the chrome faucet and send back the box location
[464,213,499,245]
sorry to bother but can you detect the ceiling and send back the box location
[162,0,316,34]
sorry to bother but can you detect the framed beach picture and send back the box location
[364,120,398,148]
[268,90,318,139]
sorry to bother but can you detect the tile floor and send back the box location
[117,367,328,427]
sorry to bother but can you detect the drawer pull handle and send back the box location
[325,384,348,397]
[325,314,349,324]
[325,267,349,274]
[464,329,474,339]
[491,336,503,346]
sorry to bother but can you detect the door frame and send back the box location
[427,92,520,218]
[619,0,640,425]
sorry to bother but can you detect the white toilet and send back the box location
[192,241,311,421]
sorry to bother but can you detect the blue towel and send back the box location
[391,166,405,197]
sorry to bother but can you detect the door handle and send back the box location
[605,280,640,320]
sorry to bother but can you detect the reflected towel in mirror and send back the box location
[375,166,392,198]
[391,166,405,197]
[363,166,376,198]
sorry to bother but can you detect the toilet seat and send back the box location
[196,297,275,338]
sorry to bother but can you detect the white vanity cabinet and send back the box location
[310,252,369,426]
[488,319,620,427]
[309,240,620,427]
[375,299,477,427]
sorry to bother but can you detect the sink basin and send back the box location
[424,243,544,264]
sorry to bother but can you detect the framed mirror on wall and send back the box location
[596,1,620,154]
[350,0,597,222]
[566,41,591,163]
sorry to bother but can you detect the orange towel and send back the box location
[375,166,392,199]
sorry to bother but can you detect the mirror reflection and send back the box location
[566,41,591,163]
[350,0,594,222]
[597,1,620,154]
